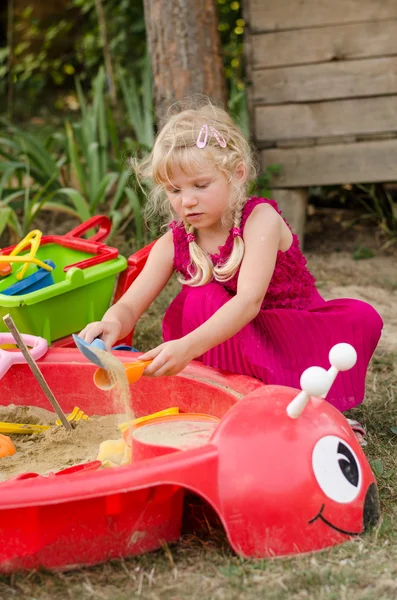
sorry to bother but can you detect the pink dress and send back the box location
[162,197,383,412]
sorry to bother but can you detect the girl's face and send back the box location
[164,166,231,232]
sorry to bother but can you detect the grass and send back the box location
[1,261,397,600]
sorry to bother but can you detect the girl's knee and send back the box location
[353,299,383,331]
[182,282,232,331]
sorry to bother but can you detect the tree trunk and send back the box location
[143,0,227,121]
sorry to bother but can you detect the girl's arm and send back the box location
[142,203,283,375]
[79,230,175,348]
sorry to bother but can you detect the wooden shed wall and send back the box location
[244,0,397,188]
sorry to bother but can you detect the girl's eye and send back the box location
[195,182,210,189]
[168,189,180,194]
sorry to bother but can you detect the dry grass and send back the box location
[1,251,397,600]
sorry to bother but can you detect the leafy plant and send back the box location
[250,165,281,198]
[0,121,70,239]
[0,69,148,246]
[355,184,397,249]
[56,69,145,243]
[118,53,154,150]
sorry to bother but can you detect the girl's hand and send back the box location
[140,339,195,377]
[78,320,121,351]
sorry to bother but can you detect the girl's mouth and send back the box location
[186,213,203,220]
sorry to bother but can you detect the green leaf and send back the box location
[87,142,100,206]
[390,426,397,435]
[1,189,26,206]
[125,187,143,245]
[37,201,82,219]
[91,172,118,212]
[65,121,88,197]
[0,162,26,196]
[109,170,131,211]
[57,187,91,221]
[371,459,384,476]
[0,206,12,237]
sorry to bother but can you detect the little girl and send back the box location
[80,101,383,417]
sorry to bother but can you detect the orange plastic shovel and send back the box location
[94,359,152,390]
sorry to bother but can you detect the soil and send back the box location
[304,209,397,354]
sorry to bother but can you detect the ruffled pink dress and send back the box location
[162,197,383,412]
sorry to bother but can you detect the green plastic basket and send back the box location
[0,218,127,343]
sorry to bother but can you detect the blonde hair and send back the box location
[135,98,257,286]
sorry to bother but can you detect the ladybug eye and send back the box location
[312,436,362,503]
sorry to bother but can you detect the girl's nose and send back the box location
[181,192,198,207]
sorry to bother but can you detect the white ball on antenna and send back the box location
[300,366,330,397]
[329,343,357,371]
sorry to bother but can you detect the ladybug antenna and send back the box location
[286,343,358,419]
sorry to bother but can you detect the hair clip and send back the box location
[210,126,227,148]
[196,124,209,149]
[196,124,227,149]
[186,232,196,243]
[231,227,242,238]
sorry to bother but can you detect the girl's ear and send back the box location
[233,162,247,184]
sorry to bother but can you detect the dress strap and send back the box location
[240,197,282,232]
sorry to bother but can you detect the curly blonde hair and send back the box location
[134,98,257,286]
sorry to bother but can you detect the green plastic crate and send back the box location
[0,240,126,343]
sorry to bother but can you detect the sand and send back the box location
[0,405,127,482]
[0,350,134,482]
[133,420,218,451]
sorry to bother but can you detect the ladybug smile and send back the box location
[308,483,380,536]
[308,504,363,536]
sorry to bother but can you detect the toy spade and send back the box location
[73,334,152,388]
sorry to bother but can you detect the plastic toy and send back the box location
[73,334,152,388]
[0,434,16,458]
[0,230,47,281]
[0,342,379,572]
[1,260,55,296]
[0,217,126,343]
[0,332,48,380]
[0,406,90,435]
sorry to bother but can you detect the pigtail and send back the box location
[213,204,245,282]
[176,224,214,286]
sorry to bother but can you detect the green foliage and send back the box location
[0,69,149,246]
[216,0,245,89]
[71,0,146,78]
[0,5,77,109]
[118,53,154,150]
[0,120,68,238]
[353,246,376,261]
[355,184,397,248]
[1,0,146,116]
[250,165,281,198]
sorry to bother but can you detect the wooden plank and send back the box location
[242,0,256,141]
[251,21,397,69]
[271,189,308,244]
[248,0,397,33]
[260,139,397,187]
[253,57,397,105]
[255,97,397,142]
